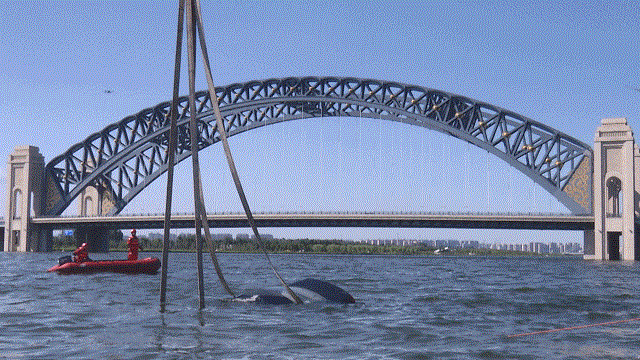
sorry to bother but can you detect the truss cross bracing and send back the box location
[43,77,593,216]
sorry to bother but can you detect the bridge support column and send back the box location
[583,229,595,258]
[589,118,639,260]
[4,146,46,252]
[75,167,117,253]
[74,226,111,253]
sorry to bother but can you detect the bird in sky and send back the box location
[626,85,640,93]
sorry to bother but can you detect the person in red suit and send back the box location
[73,242,89,263]
[127,229,142,261]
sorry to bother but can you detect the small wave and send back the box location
[427,316,466,326]
[5,299,34,306]
[614,293,634,300]
[476,348,511,359]
[586,312,615,322]
[512,286,537,293]
[414,295,440,303]
[278,341,323,351]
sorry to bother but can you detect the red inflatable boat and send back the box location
[48,256,161,275]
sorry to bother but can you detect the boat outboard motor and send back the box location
[59,255,72,265]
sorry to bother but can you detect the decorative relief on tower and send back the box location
[601,131,628,137]
[45,175,62,214]
[563,156,592,213]
[101,186,116,215]
[12,166,23,185]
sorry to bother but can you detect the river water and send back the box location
[2,252,640,359]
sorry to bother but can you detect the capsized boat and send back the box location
[48,255,161,275]
[232,278,356,304]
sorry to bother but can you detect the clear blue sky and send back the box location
[1,1,639,243]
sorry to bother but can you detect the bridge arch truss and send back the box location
[43,77,593,216]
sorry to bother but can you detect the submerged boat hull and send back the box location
[48,257,161,275]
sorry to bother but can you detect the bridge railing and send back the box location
[46,210,586,218]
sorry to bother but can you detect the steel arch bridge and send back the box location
[43,77,593,217]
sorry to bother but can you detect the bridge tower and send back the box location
[76,181,116,253]
[588,118,640,260]
[78,174,116,217]
[3,146,50,251]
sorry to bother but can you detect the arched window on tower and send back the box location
[13,189,22,219]
[606,177,622,217]
[84,197,93,216]
[29,191,35,217]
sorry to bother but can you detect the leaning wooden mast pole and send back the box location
[160,0,185,313]
[185,0,206,309]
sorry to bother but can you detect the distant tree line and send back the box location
[53,230,125,251]
[52,232,548,256]
[53,232,438,254]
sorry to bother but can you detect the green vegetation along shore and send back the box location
[52,232,572,257]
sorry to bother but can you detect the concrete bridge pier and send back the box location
[74,226,112,253]
[74,179,118,253]
[31,226,53,252]
[583,229,595,258]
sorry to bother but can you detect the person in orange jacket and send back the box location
[127,229,143,261]
[73,242,90,263]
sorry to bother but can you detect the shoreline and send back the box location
[50,247,582,258]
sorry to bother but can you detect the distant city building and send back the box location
[435,240,449,248]
[461,241,479,249]
[251,234,274,241]
[345,238,582,255]
[422,240,436,247]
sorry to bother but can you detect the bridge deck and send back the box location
[27,212,594,231]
